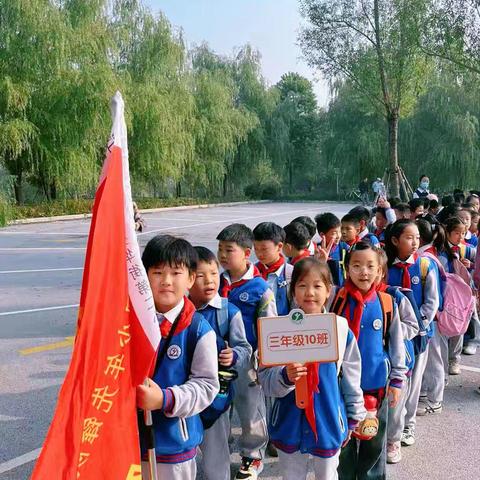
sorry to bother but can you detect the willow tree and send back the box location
[299,0,432,197]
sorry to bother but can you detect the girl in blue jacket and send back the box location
[258,257,365,480]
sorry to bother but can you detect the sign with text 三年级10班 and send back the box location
[257,309,339,367]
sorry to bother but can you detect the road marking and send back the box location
[19,336,75,355]
[137,208,313,236]
[0,448,41,474]
[461,365,480,373]
[0,304,79,317]
[0,247,85,251]
[0,267,83,274]
[0,231,88,235]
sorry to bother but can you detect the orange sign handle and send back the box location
[295,375,308,409]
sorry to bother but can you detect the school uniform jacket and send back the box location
[359,227,380,247]
[388,254,440,334]
[197,294,252,370]
[465,231,478,248]
[258,316,366,458]
[147,298,219,463]
[327,241,350,287]
[257,262,293,316]
[220,264,277,350]
[438,243,476,273]
[338,294,407,391]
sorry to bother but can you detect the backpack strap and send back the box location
[331,287,348,316]
[420,257,430,286]
[378,291,394,350]
[216,297,230,339]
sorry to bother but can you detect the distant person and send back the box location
[359,177,370,205]
[372,178,385,202]
[133,202,145,232]
[413,175,430,199]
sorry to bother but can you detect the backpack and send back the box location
[331,288,394,349]
[198,298,238,429]
[420,252,474,338]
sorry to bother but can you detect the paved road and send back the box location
[0,201,479,479]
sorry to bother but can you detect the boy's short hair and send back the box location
[291,216,316,238]
[283,221,310,250]
[253,222,285,244]
[429,199,439,209]
[394,203,410,214]
[441,195,454,207]
[216,223,254,249]
[373,207,387,219]
[341,213,360,226]
[314,212,340,234]
[142,235,198,274]
[409,198,424,212]
[194,246,219,266]
[348,206,371,223]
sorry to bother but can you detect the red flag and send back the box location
[31,92,161,480]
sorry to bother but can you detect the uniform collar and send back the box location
[197,293,222,311]
[418,243,433,254]
[157,297,185,324]
[393,254,416,265]
[222,263,255,284]
[359,227,369,239]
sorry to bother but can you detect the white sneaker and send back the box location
[401,427,415,446]
[417,401,443,416]
[463,344,477,355]
[387,441,402,464]
[235,458,264,480]
[449,362,461,375]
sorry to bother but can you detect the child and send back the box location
[466,193,480,212]
[348,206,380,246]
[372,207,388,244]
[137,235,219,480]
[292,216,317,256]
[258,258,366,480]
[283,221,311,265]
[133,201,146,232]
[409,198,425,219]
[466,211,479,247]
[216,223,277,479]
[394,203,411,220]
[253,222,293,316]
[375,250,419,464]
[331,241,406,480]
[438,217,477,369]
[340,213,361,248]
[384,220,440,447]
[189,246,252,480]
[315,212,349,286]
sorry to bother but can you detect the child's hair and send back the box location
[441,195,455,207]
[395,203,410,215]
[289,257,333,299]
[409,198,424,213]
[374,207,387,220]
[284,221,310,250]
[416,217,445,253]
[376,248,388,278]
[291,216,316,238]
[467,193,480,203]
[194,246,219,266]
[348,206,371,224]
[253,222,285,244]
[142,235,198,274]
[454,191,465,204]
[443,216,467,260]
[344,240,378,268]
[314,212,340,234]
[384,219,416,266]
[429,198,439,209]
[341,213,360,227]
[437,203,461,224]
[216,223,254,249]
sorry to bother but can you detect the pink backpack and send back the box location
[420,252,474,337]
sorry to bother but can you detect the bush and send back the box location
[244,184,263,199]
[261,183,281,199]
[0,194,13,227]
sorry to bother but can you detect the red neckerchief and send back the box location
[343,280,378,339]
[220,264,261,298]
[159,296,195,338]
[305,363,320,441]
[376,282,388,292]
[375,228,383,238]
[346,236,360,248]
[451,245,460,254]
[424,245,437,256]
[256,256,285,280]
[394,254,417,289]
[291,249,310,265]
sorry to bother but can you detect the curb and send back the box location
[7,200,271,226]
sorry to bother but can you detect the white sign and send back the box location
[258,309,339,366]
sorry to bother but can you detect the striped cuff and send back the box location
[162,388,175,413]
[389,379,403,389]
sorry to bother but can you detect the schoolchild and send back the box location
[408,198,425,219]
[340,214,361,248]
[348,206,380,247]
[394,203,411,220]
[216,223,277,479]
[253,222,293,315]
[258,258,366,480]
[190,246,252,480]
[466,194,480,212]
[466,211,479,248]
[283,221,312,265]
[292,216,318,256]
[137,235,219,480]
[384,220,440,447]
[314,212,349,286]
[331,242,406,480]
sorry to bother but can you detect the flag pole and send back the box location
[143,408,158,480]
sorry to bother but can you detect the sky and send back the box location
[144,0,330,107]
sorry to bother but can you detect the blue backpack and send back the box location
[198,298,238,429]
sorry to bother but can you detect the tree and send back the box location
[299,0,431,197]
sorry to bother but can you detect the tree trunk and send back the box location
[13,172,24,205]
[289,160,293,193]
[176,180,182,197]
[50,180,57,200]
[223,173,228,198]
[388,111,400,198]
